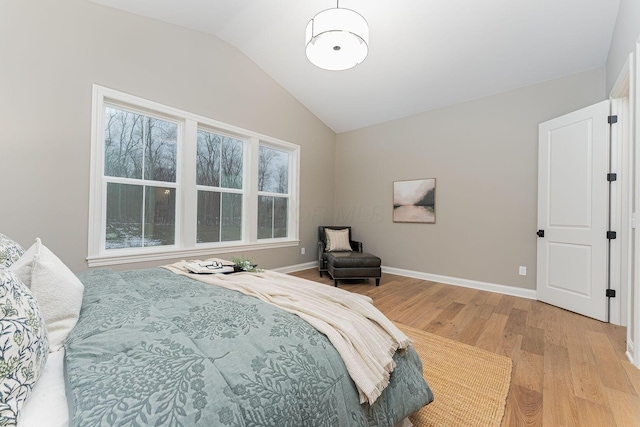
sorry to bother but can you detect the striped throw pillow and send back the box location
[325,228,352,252]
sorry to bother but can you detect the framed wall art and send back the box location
[393,178,436,223]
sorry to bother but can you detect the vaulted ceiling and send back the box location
[89,0,621,133]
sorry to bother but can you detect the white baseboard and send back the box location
[627,339,635,365]
[272,261,318,274]
[381,266,537,300]
[275,261,537,300]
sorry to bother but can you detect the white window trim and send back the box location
[88,85,300,267]
[256,141,298,241]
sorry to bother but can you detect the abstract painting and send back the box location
[393,178,436,223]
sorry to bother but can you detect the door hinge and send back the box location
[607,173,617,182]
[606,289,616,298]
[608,115,618,124]
[607,231,617,239]
[536,230,544,237]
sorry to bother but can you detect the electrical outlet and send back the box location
[301,247,305,255]
[519,266,526,276]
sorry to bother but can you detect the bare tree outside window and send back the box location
[258,145,289,239]
[273,197,288,238]
[104,108,143,179]
[106,183,142,248]
[91,87,301,264]
[196,130,244,243]
[258,146,276,192]
[196,131,221,187]
[221,139,243,189]
[144,118,177,182]
[197,191,221,243]
[258,146,288,193]
[276,165,289,194]
[104,107,177,249]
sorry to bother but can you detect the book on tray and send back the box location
[184,261,235,274]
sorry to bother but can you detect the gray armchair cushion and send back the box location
[325,252,381,268]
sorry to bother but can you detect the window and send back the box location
[258,145,290,239]
[196,130,244,244]
[103,106,179,250]
[88,85,299,266]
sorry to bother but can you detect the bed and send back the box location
[1,234,434,426]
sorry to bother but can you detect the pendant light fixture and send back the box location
[305,1,369,71]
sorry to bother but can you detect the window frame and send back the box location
[194,126,247,245]
[88,85,300,267]
[101,103,182,252]
[257,142,294,241]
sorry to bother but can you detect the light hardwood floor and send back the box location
[290,269,640,427]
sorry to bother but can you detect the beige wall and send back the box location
[0,0,336,273]
[335,68,606,290]
[0,1,618,287]
[606,0,640,92]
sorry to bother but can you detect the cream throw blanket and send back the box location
[163,260,411,404]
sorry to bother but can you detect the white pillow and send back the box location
[325,228,353,252]
[9,240,39,287]
[13,239,84,352]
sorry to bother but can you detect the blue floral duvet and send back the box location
[65,268,433,426]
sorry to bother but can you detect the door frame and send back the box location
[629,37,640,368]
[610,45,637,367]
[609,53,633,327]
[609,38,640,370]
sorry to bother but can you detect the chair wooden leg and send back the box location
[334,279,338,287]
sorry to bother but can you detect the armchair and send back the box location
[317,226,381,287]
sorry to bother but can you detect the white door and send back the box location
[537,100,610,321]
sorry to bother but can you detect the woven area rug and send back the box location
[396,323,512,427]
